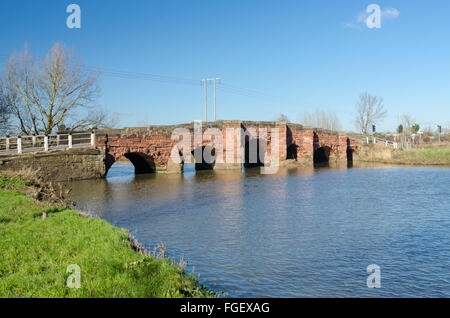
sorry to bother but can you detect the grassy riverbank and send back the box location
[359,144,450,166]
[393,146,450,165]
[0,174,214,298]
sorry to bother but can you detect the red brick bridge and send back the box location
[95,121,361,175]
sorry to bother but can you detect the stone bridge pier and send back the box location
[95,121,361,176]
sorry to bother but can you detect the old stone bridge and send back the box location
[96,120,361,175]
[0,121,361,181]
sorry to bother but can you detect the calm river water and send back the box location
[68,163,450,297]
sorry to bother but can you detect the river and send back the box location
[68,162,450,297]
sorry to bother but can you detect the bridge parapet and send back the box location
[0,147,106,182]
[0,132,94,155]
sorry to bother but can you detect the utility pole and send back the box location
[201,78,220,122]
[203,79,207,122]
[214,78,217,121]
[437,125,442,144]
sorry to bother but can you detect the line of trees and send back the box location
[0,43,116,136]
[276,92,387,133]
[299,110,342,131]
[278,92,386,133]
[397,114,420,135]
[273,92,450,142]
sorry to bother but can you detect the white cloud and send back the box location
[344,7,400,29]
[343,22,362,30]
[356,11,368,24]
[382,8,400,20]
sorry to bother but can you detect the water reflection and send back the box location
[68,162,450,297]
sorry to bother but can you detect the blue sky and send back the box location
[1,0,449,132]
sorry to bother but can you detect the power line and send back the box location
[218,82,300,108]
[0,52,300,110]
[201,78,221,121]
[0,53,200,86]
[87,66,200,86]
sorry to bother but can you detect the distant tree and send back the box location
[411,123,420,134]
[422,126,436,136]
[355,93,387,135]
[397,124,403,134]
[57,124,67,133]
[276,114,290,122]
[299,110,342,131]
[401,114,414,134]
[2,43,107,135]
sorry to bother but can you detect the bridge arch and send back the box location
[124,152,156,174]
[105,152,156,176]
[286,144,298,160]
[313,131,331,165]
[314,146,331,164]
[243,135,266,168]
[191,145,216,170]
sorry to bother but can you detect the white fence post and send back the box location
[373,137,376,144]
[32,135,36,148]
[91,131,95,146]
[56,133,60,146]
[366,136,369,144]
[5,137,10,151]
[68,133,73,149]
[17,136,22,154]
[44,135,49,151]
[385,140,388,147]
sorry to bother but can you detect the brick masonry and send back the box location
[96,121,361,174]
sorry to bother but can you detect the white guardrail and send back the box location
[363,136,399,149]
[0,131,95,155]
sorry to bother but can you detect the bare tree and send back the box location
[276,114,290,122]
[2,45,38,134]
[445,121,450,134]
[2,43,101,135]
[355,93,387,134]
[0,84,12,134]
[400,114,414,134]
[299,110,342,131]
[63,108,118,130]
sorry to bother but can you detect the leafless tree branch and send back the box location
[2,43,103,135]
[299,110,342,131]
[354,92,387,134]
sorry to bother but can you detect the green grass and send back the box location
[0,175,216,298]
[394,146,450,165]
[0,175,28,190]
